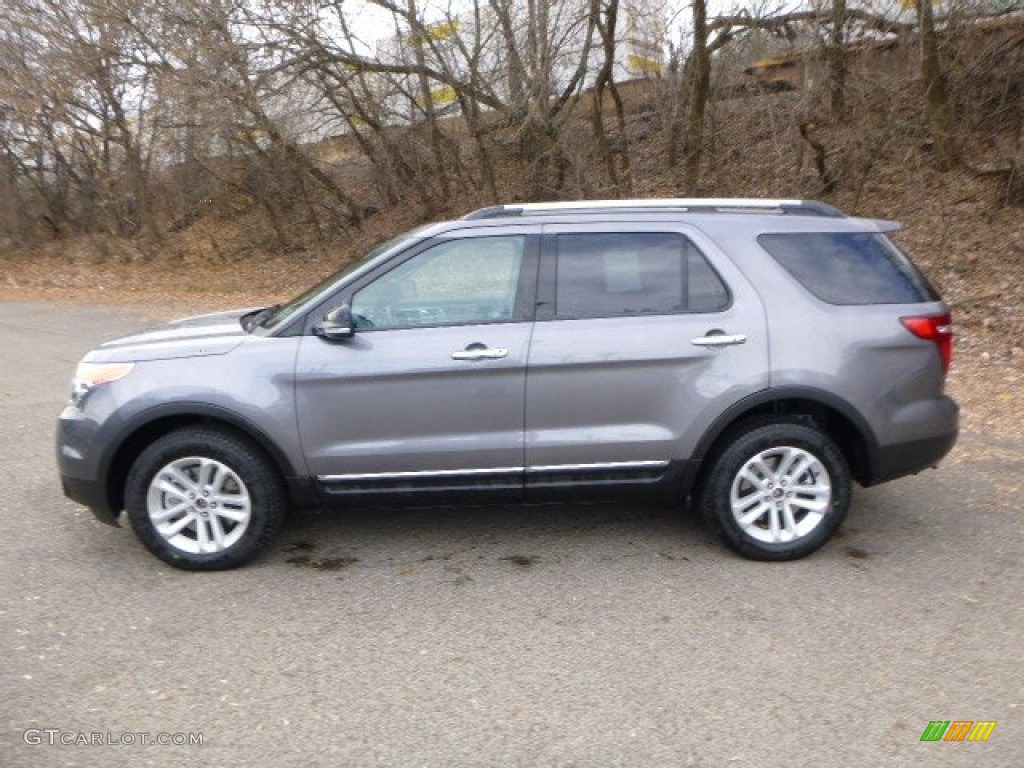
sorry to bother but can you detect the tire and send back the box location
[700,419,851,561]
[124,427,286,570]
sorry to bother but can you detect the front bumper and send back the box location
[57,405,121,526]
[59,474,121,526]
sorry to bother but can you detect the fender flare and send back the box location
[100,401,304,508]
[691,386,879,466]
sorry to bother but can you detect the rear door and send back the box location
[524,223,769,496]
[294,228,539,500]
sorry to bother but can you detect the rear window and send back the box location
[758,232,939,305]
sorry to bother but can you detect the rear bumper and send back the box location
[868,430,958,486]
[866,395,959,485]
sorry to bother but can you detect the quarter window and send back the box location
[351,236,524,329]
[554,233,729,319]
[758,232,939,305]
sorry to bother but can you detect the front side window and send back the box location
[257,226,430,332]
[351,235,524,330]
[554,232,729,319]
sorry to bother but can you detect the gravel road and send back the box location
[2,300,1022,768]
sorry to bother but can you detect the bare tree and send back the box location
[5,0,1020,262]
[829,0,846,120]
[588,0,632,195]
[917,0,957,169]
[681,0,711,194]
[0,0,164,239]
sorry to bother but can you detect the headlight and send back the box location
[70,362,134,405]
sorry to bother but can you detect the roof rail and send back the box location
[463,198,846,220]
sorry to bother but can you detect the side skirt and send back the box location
[310,460,696,508]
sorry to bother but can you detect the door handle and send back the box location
[451,345,509,361]
[691,333,747,348]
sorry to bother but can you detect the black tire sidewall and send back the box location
[125,428,285,570]
[702,421,851,561]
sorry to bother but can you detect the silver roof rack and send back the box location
[463,198,846,220]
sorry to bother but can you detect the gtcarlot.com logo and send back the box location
[23,729,203,747]
[920,720,997,742]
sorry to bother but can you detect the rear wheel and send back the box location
[701,420,850,560]
[125,427,286,570]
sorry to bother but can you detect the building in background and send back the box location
[371,0,666,124]
[740,0,1024,93]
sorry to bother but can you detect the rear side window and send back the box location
[555,233,730,319]
[758,232,939,305]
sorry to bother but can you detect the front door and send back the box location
[295,231,538,500]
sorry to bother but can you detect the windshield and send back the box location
[255,227,430,331]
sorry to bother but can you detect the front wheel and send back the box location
[701,420,851,561]
[125,427,286,570]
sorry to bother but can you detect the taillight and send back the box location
[901,313,953,374]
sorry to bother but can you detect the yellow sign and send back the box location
[628,54,663,75]
[414,85,458,107]
[409,20,460,47]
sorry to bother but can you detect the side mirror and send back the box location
[312,305,355,341]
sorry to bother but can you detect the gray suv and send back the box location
[57,199,958,569]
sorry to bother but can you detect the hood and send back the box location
[85,308,258,363]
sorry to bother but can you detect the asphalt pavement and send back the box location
[1,300,1021,767]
